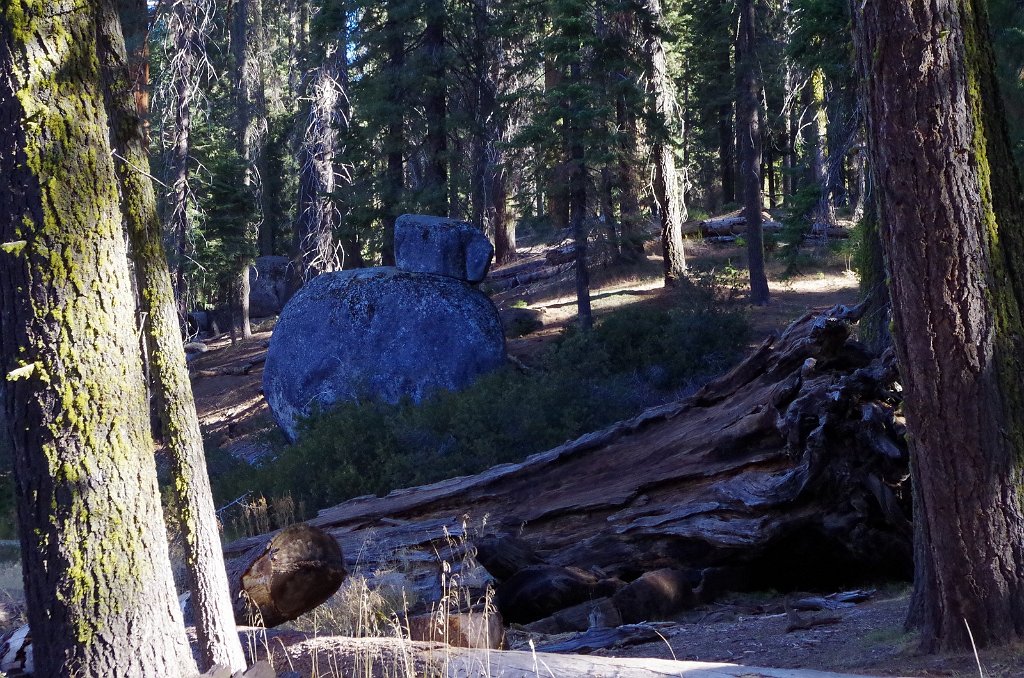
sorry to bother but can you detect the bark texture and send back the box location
[296,48,345,280]
[736,0,769,305]
[851,0,1024,651]
[226,307,912,624]
[97,2,246,671]
[0,3,195,674]
[644,0,686,285]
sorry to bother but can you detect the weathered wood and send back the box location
[224,523,347,628]
[190,355,266,380]
[225,305,911,623]
[682,210,783,236]
[254,634,886,678]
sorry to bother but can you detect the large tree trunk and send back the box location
[225,306,912,625]
[469,0,515,264]
[806,69,835,229]
[644,0,686,285]
[851,0,1024,652]
[0,4,197,674]
[168,0,204,313]
[97,2,246,672]
[231,0,266,335]
[118,0,150,127]
[736,0,769,305]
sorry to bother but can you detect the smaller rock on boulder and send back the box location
[395,214,494,283]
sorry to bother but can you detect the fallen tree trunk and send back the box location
[682,210,783,236]
[224,303,911,625]
[245,632,883,678]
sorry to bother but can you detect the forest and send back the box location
[3,0,1024,676]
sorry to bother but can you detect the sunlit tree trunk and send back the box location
[0,4,196,674]
[96,3,247,671]
[643,0,686,285]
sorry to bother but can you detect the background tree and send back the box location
[736,0,769,304]
[0,3,197,674]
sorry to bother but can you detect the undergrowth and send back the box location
[213,276,750,527]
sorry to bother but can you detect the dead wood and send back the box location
[682,210,783,236]
[225,304,911,626]
[248,634,884,677]
[223,523,347,627]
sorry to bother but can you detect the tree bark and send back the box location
[0,4,196,674]
[168,0,204,314]
[381,1,405,265]
[566,61,592,331]
[851,0,1024,652]
[423,0,448,215]
[736,0,769,305]
[644,0,686,285]
[225,306,912,621]
[96,2,247,671]
[469,0,515,264]
[296,47,345,280]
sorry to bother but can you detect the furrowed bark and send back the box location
[0,3,196,674]
[97,2,246,671]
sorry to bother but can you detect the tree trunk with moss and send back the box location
[99,1,246,672]
[0,4,197,675]
[643,0,686,285]
[851,0,1024,652]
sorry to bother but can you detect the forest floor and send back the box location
[177,239,1024,677]
[177,235,1024,677]
[2,237,1015,676]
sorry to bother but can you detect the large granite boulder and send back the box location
[249,255,299,318]
[263,267,506,441]
[395,214,494,283]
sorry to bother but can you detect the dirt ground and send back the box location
[575,589,1024,677]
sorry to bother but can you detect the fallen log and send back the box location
[190,354,267,380]
[251,634,886,678]
[682,209,783,236]
[225,303,911,625]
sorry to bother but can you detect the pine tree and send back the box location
[0,3,197,673]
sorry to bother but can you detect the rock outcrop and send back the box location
[263,267,505,441]
[394,214,494,283]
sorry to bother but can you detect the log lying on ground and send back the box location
[246,633,884,678]
[224,304,911,625]
[682,209,783,236]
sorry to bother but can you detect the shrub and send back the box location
[214,278,750,518]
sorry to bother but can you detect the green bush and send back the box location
[215,279,750,517]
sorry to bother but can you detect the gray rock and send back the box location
[249,255,299,317]
[263,267,506,441]
[395,214,494,283]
